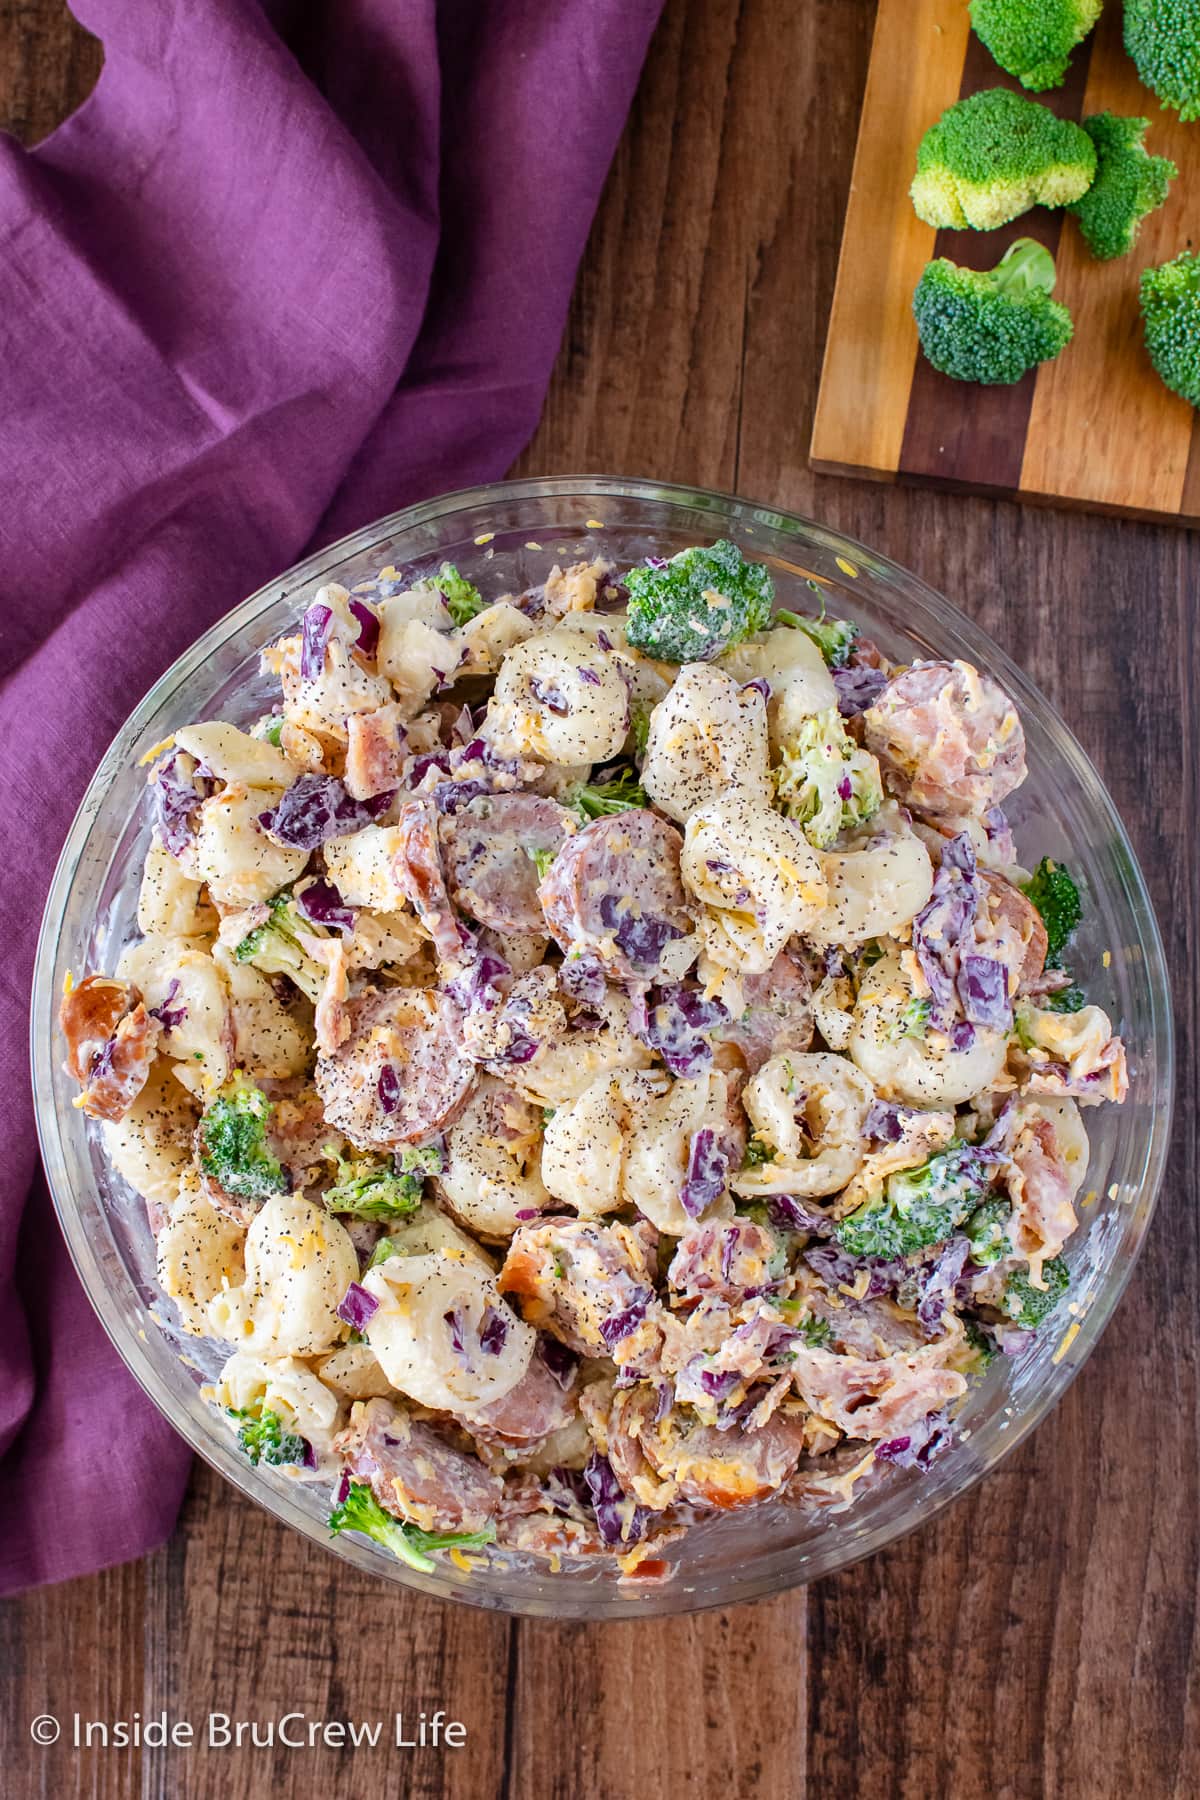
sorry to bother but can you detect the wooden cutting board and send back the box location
[810,0,1200,524]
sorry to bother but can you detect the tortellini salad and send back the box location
[60,540,1127,1581]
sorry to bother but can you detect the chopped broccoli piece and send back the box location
[964,1318,999,1367]
[775,609,858,668]
[1021,856,1082,965]
[889,996,932,1043]
[328,1480,495,1573]
[969,0,1102,92]
[799,1315,833,1348]
[773,706,883,848]
[964,1195,1012,1267]
[323,1146,429,1222]
[368,1237,404,1269]
[235,890,327,1003]
[567,766,648,822]
[741,1139,771,1169]
[529,846,556,880]
[1140,253,1200,408]
[198,1081,289,1205]
[836,1144,990,1260]
[1000,1256,1070,1329]
[911,88,1097,231]
[913,239,1074,387]
[1068,114,1176,261]
[1043,983,1085,1014]
[1125,0,1200,124]
[624,540,774,663]
[251,714,284,747]
[630,704,652,759]
[228,1406,308,1468]
[416,562,485,627]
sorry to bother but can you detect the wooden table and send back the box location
[2,4,1196,1796]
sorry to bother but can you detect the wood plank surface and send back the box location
[2,3,1198,1798]
[811,0,1200,527]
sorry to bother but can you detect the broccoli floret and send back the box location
[323,1146,430,1221]
[799,1315,834,1348]
[964,1195,1012,1267]
[529,846,556,880]
[1000,1256,1071,1329]
[911,89,1097,231]
[836,1144,989,1260]
[913,240,1074,387]
[1125,0,1200,124]
[1021,855,1082,965]
[970,0,1102,92]
[198,1081,288,1205]
[1068,114,1176,261]
[624,540,774,663]
[773,706,883,849]
[741,1139,772,1169]
[567,766,648,822]
[1140,253,1200,407]
[228,1406,308,1468]
[415,562,485,627]
[630,704,652,761]
[235,890,327,1004]
[963,1317,999,1368]
[775,609,858,669]
[329,1480,495,1573]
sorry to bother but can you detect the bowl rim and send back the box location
[31,473,1176,1617]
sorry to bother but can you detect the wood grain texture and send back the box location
[2,2,1199,1797]
[811,0,1200,528]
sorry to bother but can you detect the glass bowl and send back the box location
[31,476,1173,1619]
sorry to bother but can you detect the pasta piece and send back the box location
[485,623,629,765]
[848,947,1009,1106]
[101,1060,199,1220]
[207,1193,358,1357]
[213,1350,343,1469]
[681,793,827,974]
[322,824,411,911]
[117,935,233,1090]
[192,785,309,908]
[156,1179,247,1336]
[137,836,209,937]
[805,802,934,947]
[621,1067,736,1233]
[314,1343,397,1400]
[451,600,537,676]
[641,663,772,824]
[732,1051,876,1198]
[212,945,309,1081]
[438,1076,551,1240]
[718,624,837,749]
[173,721,293,789]
[361,1250,535,1412]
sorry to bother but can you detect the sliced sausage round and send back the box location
[716,948,815,1076]
[439,793,575,935]
[314,987,476,1149]
[539,809,694,981]
[392,798,464,964]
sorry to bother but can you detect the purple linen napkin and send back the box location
[0,0,662,1594]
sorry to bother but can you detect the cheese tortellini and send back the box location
[642,663,772,823]
[207,1194,358,1357]
[681,792,827,973]
[486,623,629,765]
[361,1250,535,1414]
[213,1351,344,1471]
[848,947,1009,1106]
[732,1051,876,1198]
[805,802,934,947]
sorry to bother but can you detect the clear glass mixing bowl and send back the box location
[31,477,1173,1618]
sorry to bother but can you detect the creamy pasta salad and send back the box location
[60,540,1127,1579]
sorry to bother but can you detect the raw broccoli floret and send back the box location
[416,562,485,627]
[913,240,1074,386]
[198,1081,288,1205]
[799,1315,834,1348]
[970,0,1102,92]
[1021,855,1082,965]
[775,609,859,668]
[773,707,882,849]
[323,1146,430,1221]
[235,891,327,1004]
[964,1195,1012,1267]
[624,540,774,663]
[328,1480,496,1573]
[836,1144,990,1260]
[228,1406,308,1468]
[1043,983,1085,1013]
[1000,1255,1070,1329]
[889,996,932,1043]
[630,703,652,760]
[1069,114,1177,260]
[1140,253,1200,407]
[911,89,1097,231]
[1125,0,1200,124]
[566,766,648,822]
